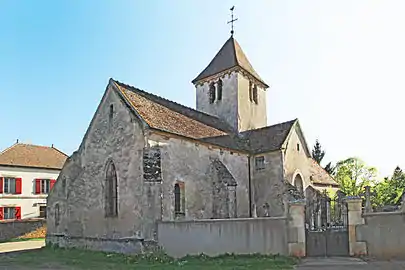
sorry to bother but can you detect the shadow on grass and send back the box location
[1,245,299,270]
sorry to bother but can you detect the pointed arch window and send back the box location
[217,79,223,101]
[174,182,185,217]
[105,161,118,217]
[209,82,216,104]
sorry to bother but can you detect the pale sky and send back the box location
[1,0,403,178]
[229,0,405,178]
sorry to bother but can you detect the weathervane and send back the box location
[227,6,238,36]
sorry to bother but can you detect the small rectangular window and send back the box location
[297,143,300,151]
[4,207,15,220]
[3,178,16,194]
[39,206,47,218]
[255,156,265,170]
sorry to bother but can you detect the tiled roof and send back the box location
[192,36,268,87]
[0,143,68,169]
[309,159,339,187]
[113,80,231,139]
[201,119,297,153]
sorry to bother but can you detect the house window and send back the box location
[297,143,300,151]
[4,178,16,194]
[252,85,258,104]
[0,177,22,195]
[34,179,55,194]
[209,82,216,104]
[105,161,118,217]
[217,79,223,101]
[4,207,15,220]
[0,207,21,220]
[174,182,185,217]
[39,206,47,218]
[255,156,265,170]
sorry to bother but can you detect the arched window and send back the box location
[217,79,223,101]
[252,85,258,104]
[105,161,118,217]
[174,182,185,217]
[209,82,216,104]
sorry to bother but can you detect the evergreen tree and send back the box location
[324,162,336,176]
[312,139,325,164]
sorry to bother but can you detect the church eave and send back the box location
[192,66,269,89]
[149,128,247,155]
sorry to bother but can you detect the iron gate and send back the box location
[305,192,349,257]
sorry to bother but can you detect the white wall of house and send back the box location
[0,166,61,219]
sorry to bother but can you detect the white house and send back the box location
[0,142,68,220]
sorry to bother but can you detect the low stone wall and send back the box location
[356,211,405,259]
[46,234,158,254]
[157,217,289,258]
[0,218,46,242]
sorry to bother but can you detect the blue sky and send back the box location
[1,0,404,178]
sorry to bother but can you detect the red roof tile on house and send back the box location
[0,143,68,169]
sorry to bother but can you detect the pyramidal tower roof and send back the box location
[192,36,268,87]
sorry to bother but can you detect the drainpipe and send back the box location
[248,155,252,217]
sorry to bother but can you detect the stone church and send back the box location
[47,35,338,247]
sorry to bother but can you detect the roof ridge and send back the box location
[113,79,234,133]
[240,119,298,133]
[0,143,18,156]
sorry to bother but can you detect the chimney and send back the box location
[16,139,19,144]
[51,144,54,148]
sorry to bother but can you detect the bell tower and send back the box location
[192,36,269,132]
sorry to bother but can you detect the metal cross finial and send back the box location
[227,6,238,36]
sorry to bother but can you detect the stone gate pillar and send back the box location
[345,197,367,256]
[288,200,306,257]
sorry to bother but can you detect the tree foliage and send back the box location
[334,157,377,196]
[371,166,405,208]
[324,162,336,176]
[312,140,325,164]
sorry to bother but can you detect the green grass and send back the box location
[1,246,299,269]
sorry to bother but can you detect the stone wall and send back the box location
[149,133,250,220]
[157,202,306,258]
[157,217,288,258]
[356,211,405,259]
[0,218,46,242]
[251,151,285,217]
[47,83,152,242]
[46,234,156,254]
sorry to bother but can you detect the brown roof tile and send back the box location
[114,80,229,139]
[0,143,68,169]
[309,159,339,187]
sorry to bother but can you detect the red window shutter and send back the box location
[50,179,56,190]
[15,207,21,220]
[0,207,3,220]
[15,178,22,194]
[35,179,41,194]
[0,177,3,194]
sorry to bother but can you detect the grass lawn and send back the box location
[0,246,298,269]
